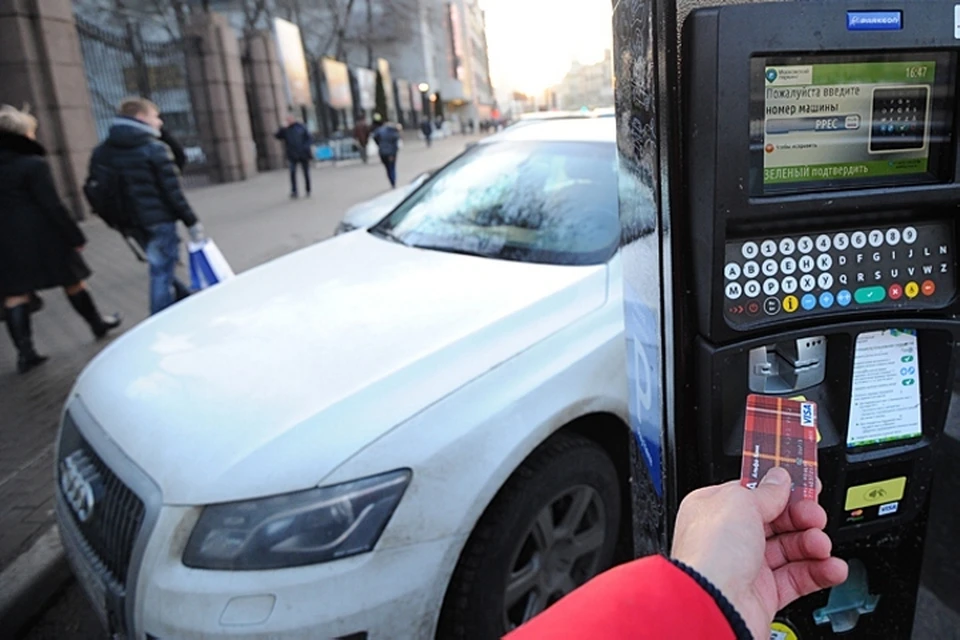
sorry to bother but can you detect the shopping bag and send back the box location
[188,239,235,291]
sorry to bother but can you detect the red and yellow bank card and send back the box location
[740,394,818,503]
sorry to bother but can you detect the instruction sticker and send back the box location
[847,329,922,447]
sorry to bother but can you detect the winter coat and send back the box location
[159,127,187,172]
[420,121,433,137]
[275,122,313,162]
[505,555,747,640]
[372,124,401,158]
[353,121,372,146]
[89,117,199,229]
[0,133,91,297]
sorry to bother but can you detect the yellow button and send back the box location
[905,281,919,299]
[844,477,907,511]
[783,295,799,313]
[771,621,800,640]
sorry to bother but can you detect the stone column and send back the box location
[184,12,257,184]
[0,0,99,219]
[243,31,287,171]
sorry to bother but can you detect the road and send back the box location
[11,133,482,640]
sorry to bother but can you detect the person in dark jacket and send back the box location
[420,119,433,147]
[353,113,371,164]
[275,114,312,198]
[89,97,204,315]
[371,113,402,188]
[506,467,848,640]
[159,126,187,172]
[0,105,121,373]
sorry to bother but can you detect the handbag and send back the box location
[188,239,235,291]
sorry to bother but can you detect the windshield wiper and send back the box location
[407,242,490,259]
[369,227,408,246]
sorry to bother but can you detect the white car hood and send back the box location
[74,231,608,504]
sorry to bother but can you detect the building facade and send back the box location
[555,49,614,111]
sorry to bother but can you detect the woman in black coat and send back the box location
[0,105,121,374]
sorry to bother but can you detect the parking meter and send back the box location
[614,0,960,637]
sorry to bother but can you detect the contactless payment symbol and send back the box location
[766,68,778,83]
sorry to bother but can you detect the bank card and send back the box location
[740,394,818,503]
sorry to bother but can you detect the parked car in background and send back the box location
[334,169,435,235]
[55,117,628,640]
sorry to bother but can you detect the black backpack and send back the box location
[83,152,136,234]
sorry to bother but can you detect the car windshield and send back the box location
[370,140,619,266]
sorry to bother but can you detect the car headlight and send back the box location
[182,469,411,570]
[335,221,358,235]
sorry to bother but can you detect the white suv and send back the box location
[56,118,630,639]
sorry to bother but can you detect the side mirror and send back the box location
[410,170,433,187]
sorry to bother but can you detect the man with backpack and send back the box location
[86,97,204,315]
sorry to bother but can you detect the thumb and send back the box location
[752,467,792,524]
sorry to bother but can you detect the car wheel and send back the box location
[436,433,621,640]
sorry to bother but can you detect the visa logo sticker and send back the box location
[879,502,899,516]
[847,11,902,31]
[800,402,816,427]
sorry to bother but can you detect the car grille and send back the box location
[58,412,145,588]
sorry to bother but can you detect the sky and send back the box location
[479,0,614,100]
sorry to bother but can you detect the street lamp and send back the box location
[419,83,432,121]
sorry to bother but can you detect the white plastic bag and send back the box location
[188,239,235,291]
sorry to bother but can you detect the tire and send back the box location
[436,433,621,640]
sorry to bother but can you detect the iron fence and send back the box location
[75,15,210,188]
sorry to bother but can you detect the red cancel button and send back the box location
[746,301,761,316]
[888,283,903,300]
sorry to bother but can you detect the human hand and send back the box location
[188,223,205,244]
[672,468,848,640]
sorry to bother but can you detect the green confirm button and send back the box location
[855,286,886,304]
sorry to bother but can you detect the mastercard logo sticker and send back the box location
[850,509,864,517]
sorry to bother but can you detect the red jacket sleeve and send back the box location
[504,556,740,640]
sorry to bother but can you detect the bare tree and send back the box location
[275,0,421,67]
[276,0,358,63]
[240,0,273,33]
[346,0,420,66]
[73,0,207,40]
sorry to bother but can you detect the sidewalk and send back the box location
[0,133,484,631]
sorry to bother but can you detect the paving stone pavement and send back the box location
[0,133,484,572]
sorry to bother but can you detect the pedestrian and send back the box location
[507,467,848,640]
[420,119,433,147]
[275,113,312,198]
[159,126,187,173]
[88,97,204,316]
[0,104,121,373]
[371,113,402,189]
[353,113,371,164]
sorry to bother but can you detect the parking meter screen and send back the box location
[751,53,956,195]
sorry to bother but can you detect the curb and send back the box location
[0,525,72,636]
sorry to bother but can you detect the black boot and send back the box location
[68,290,122,339]
[5,304,48,374]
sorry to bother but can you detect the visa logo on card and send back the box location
[801,402,816,427]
